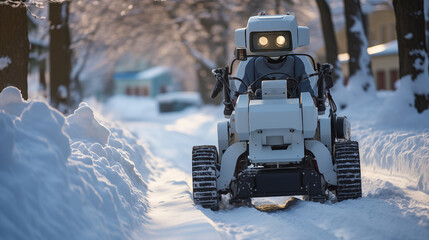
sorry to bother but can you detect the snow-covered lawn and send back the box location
[1,87,428,239]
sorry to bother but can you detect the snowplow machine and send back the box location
[192,13,362,210]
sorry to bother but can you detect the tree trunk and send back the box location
[49,1,72,112]
[343,0,374,92]
[39,58,47,97]
[0,4,29,99]
[316,0,342,83]
[39,59,47,90]
[425,1,429,53]
[275,0,281,14]
[393,0,429,113]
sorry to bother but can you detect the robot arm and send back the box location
[231,58,256,103]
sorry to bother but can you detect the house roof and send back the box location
[338,40,398,63]
[114,66,168,80]
[136,66,168,79]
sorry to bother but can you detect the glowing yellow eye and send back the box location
[258,36,269,47]
[276,35,286,47]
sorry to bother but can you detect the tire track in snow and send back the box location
[140,157,221,239]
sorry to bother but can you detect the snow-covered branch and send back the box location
[0,0,68,7]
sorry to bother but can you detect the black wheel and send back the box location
[192,145,219,210]
[335,141,362,201]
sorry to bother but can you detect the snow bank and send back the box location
[333,69,429,194]
[375,75,429,128]
[332,70,377,110]
[0,87,151,240]
[357,128,429,193]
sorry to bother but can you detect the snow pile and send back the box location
[377,53,429,119]
[66,102,110,145]
[332,69,429,194]
[0,87,151,240]
[375,76,429,128]
[332,71,377,109]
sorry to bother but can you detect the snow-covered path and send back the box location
[126,115,222,239]
[141,159,220,239]
[2,89,429,239]
[123,106,429,240]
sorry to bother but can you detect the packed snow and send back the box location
[1,82,429,239]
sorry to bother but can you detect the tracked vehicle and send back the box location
[192,13,362,210]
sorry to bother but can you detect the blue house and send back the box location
[113,66,175,98]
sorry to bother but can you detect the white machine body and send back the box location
[193,13,361,209]
[215,14,351,191]
[217,80,338,190]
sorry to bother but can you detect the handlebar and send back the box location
[212,54,337,116]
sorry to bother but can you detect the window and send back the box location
[376,70,386,90]
[390,69,399,90]
[160,85,167,94]
[142,86,149,96]
[126,86,133,95]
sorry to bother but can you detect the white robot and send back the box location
[192,14,362,210]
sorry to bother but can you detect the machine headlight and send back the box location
[250,31,292,52]
[276,35,286,47]
[258,36,269,47]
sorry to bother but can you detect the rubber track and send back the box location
[335,141,362,201]
[192,145,219,209]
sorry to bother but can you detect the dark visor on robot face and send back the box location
[250,31,292,52]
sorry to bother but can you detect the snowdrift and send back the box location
[358,128,429,193]
[332,75,429,194]
[0,87,151,240]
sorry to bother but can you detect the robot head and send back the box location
[235,14,310,58]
